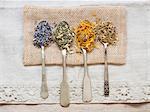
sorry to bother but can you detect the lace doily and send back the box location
[0,81,149,104]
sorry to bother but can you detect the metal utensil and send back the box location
[82,48,92,102]
[54,21,75,107]
[41,45,49,99]
[60,49,69,107]
[94,21,118,96]
[33,21,53,99]
[75,20,96,102]
[102,43,109,96]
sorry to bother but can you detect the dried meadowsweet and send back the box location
[94,20,118,45]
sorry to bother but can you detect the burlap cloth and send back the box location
[23,5,126,66]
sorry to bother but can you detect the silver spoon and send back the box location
[60,49,69,107]
[33,21,53,99]
[94,21,118,96]
[54,21,75,107]
[41,45,49,98]
[102,42,109,96]
[75,20,94,102]
[82,48,92,102]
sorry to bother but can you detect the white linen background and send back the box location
[0,0,150,104]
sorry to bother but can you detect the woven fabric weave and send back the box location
[23,5,126,66]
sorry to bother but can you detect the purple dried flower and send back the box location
[33,21,53,48]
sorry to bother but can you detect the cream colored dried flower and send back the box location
[94,21,118,45]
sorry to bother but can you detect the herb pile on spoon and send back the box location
[33,21,53,48]
[54,21,75,107]
[94,21,118,45]
[54,21,75,52]
[94,20,118,96]
[75,20,96,52]
[33,21,53,99]
[75,20,96,102]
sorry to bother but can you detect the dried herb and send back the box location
[33,20,53,99]
[94,21,118,45]
[33,21,53,48]
[75,20,96,52]
[94,20,118,97]
[54,21,75,51]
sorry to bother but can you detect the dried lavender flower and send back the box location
[33,21,53,48]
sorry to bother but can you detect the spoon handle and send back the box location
[104,44,109,96]
[60,49,70,107]
[82,49,92,102]
[41,46,49,99]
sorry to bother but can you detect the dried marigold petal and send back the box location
[75,20,96,52]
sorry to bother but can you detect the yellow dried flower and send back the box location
[75,20,96,52]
